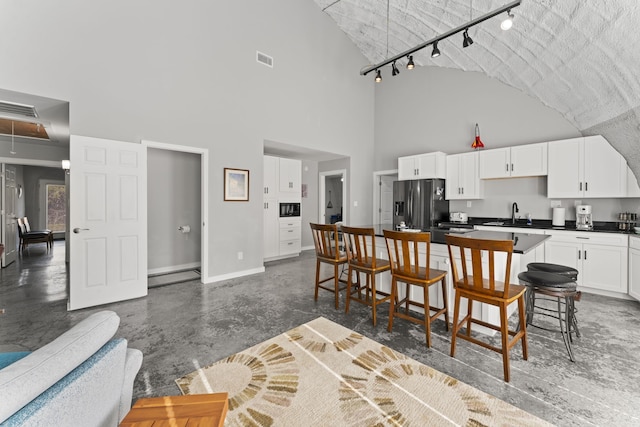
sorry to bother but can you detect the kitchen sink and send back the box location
[483,221,505,226]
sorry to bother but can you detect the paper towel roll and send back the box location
[178,225,191,233]
[552,208,566,226]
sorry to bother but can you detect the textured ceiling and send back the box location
[313,0,640,136]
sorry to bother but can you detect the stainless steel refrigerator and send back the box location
[393,179,449,229]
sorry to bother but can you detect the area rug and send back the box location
[175,317,551,426]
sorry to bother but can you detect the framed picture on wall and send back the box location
[224,168,249,201]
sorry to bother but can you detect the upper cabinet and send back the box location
[398,152,446,180]
[547,135,626,198]
[446,152,482,200]
[479,142,548,179]
[278,157,302,198]
[263,155,279,199]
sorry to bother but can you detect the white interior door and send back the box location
[1,165,18,267]
[69,135,148,310]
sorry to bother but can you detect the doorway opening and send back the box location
[142,139,209,283]
[319,169,347,225]
[373,170,397,225]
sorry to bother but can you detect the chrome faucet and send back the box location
[511,202,519,224]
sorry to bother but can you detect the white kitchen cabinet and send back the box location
[398,152,446,180]
[446,152,482,200]
[547,135,626,198]
[479,142,547,179]
[626,165,640,197]
[263,199,279,259]
[544,230,628,296]
[279,218,301,256]
[629,236,640,301]
[278,157,301,197]
[263,155,279,197]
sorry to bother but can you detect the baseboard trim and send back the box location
[148,262,201,276]
[202,266,265,284]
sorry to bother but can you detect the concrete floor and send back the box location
[1,241,639,426]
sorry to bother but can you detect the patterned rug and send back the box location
[175,317,551,426]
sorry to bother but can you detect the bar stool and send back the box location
[310,223,349,309]
[527,262,578,281]
[518,269,580,362]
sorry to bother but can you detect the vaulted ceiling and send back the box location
[313,0,640,175]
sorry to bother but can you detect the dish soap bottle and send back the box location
[527,213,532,226]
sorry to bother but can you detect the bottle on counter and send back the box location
[527,213,532,226]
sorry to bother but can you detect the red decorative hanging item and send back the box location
[472,123,485,149]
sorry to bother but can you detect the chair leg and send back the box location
[440,277,449,331]
[450,291,461,357]
[333,264,340,309]
[500,302,511,382]
[518,295,528,361]
[345,265,353,315]
[314,259,321,301]
[559,295,575,362]
[388,277,397,332]
[465,299,473,337]
[370,273,377,327]
[423,285,431,348]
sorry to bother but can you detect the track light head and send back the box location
[501,10,514,30]
[375,69,382,83]
[406,55,415,70]
[392,62,400,76]
[431,42,441,58]
[463,29,473,48]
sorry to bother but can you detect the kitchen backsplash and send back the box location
[449,176,640,222]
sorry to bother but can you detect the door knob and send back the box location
[73,228,90,234]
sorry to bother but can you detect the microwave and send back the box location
[279,202,301,217]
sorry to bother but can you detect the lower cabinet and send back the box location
[264,214,301,261]
[279,218,301,256]
[628,236,640,301]
[544,230,628,296]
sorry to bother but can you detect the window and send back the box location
[46,184,66,232]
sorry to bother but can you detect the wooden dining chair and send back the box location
[310,223,348,309]
[341,226,391,326]
[383,230,449,347]
[445,234,528,382]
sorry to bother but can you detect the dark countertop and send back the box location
[453,217,635,234]
[446,230,549,254]
[355,224,547,253]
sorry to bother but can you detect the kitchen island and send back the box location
[359,225,550,335]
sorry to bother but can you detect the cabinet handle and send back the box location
[577,236,589,240]
[585,182,588,192]
[506,163,509,172]
[511,163,514,171]
[458,187,461,194]
[461,187,464,194]
[578,251,581,260]
[579,182,582,191]
[584,250,587,260]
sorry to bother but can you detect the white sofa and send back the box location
[0,310,143,426]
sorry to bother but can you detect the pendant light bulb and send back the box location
[375,69,382,83]
[431,42,441,58]
[406,55,414,70]
[501,11,514,30]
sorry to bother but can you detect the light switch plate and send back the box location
[467,201,472,207]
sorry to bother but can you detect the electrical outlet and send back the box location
[353,201,358,207]
[237,251,243,260]
[550,200,561,208]
[574,200,582,207]
[466,201,472,208]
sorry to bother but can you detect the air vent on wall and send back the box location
[0,101,38,118]
[256,51,274,68]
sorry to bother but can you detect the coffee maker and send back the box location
[576,205,593,230]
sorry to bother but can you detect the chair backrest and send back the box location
[445,234,514,298]
[23,217,32,232]
[383,230,433,280]
[310,223,343,261]
[341,226,377,268]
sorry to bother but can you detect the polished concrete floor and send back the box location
[1,242,640,426]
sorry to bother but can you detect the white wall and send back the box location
[147,148,201,273]
[0,0,375,280]
[300,160,318,249]
[374,67,581,171]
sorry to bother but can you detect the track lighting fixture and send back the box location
[392,62,400,76]
[463,29,473,48]
[501,10,514,30]
[406,55,414,70]
[431,42,440,58]
[361,0,521,79]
